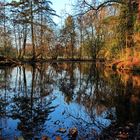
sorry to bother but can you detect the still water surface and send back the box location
[0,62,140,139]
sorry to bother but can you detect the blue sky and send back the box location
[51,0,74,24]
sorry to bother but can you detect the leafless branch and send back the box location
[75,0,126,16]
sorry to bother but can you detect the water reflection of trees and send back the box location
[0,63,140,138]
[0,68,12,111]
[56,62,114,115]
[58,63,76,103]
[52,62,140,136]
[10,65,57,139]
[0,67,14,137]
[11,96,55,139]
[0,65,56,139]
[103,69,140,124]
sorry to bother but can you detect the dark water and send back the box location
[0,62,140,140]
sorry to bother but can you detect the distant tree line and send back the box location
[0,0,140,61]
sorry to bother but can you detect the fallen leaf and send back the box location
[42,135,51,140]
[57,128,66,133]
[117,133,129,139]
[55,136,62,140]
[69,127,78,137]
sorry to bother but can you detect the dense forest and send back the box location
[0,0,140,70]
[1,1,140,139]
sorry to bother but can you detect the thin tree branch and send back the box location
[75,0,126,16]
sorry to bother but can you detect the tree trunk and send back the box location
[22,25,27,58]
[138,0,140,20]
[18,25,22,58]
[3,0,7,57]
[30,0,36,60]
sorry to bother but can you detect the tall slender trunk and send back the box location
[71,28,75,59]
[71,35,74,59]
[138,0,140,20]
[30,0,36,60]
[40,10,43,59]
[13,25,19,58]
[18,25,22,58]
[80,27,83,59]
[3,0,7,57]
[22,25,27,58]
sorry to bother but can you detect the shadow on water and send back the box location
[0,62,140,139]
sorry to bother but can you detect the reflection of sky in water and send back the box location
[10,67,32,89]
[44,89,111,138]
[0,65,117,139]
[0,63,139,139]
[0,118,20,139]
